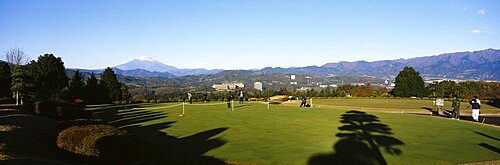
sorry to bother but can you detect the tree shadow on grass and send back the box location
[0,111,71,164]
[89,104,228,164]
[485,99,500,109]
[308,110,404,165]
[474,131,500,141]
[474,131,500,154]
[478,143,500,154]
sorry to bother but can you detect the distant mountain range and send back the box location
[66,68,176,78]
[115,56,222,77]
[320,48,499,80]
[71,48,499,81]
[252,48,499,80]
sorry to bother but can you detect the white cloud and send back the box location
[470,29,483,35]
[477,9,486,15]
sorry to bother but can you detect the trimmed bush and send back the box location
[57,124,126,157]
[34,100,88,120]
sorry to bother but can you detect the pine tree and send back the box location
[101,67,122,101]
[68,70,85,100]
[10,65,34,105]
[29,54,69,100]
[393,67,426,97]
[84,73,99,103]
[0,61,11,98]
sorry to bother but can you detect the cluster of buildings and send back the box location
[212,82,263,91]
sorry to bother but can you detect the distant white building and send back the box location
[254,82,263,91]
[298,87,312,91]
[212,82,245,91]
[320,84,339,88]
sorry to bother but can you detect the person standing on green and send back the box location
[469,96,481,122]
[188,92,193,104]
[452,96,460,120]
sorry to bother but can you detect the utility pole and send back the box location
[291,75,296,99]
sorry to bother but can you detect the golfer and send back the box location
[188,93,193,104]
[227,94,234,108]
[452,96,460,120]
[469,96,481,121]
[300,95,307,107]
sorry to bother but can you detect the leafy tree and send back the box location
[426,80,460,98]
[28,54,69,100]
[392,67,426,97]
[68,70,85,100]
[0,61,11,98]
[101,67,122,101]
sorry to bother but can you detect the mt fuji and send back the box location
[115,56,178,73]
[115,56,223,76]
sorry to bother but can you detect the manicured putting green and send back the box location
[88,101,500,164]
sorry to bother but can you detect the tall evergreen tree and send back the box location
[0,61,11,98]
[393,67,426,97]
[84,73,102,103]
[101,67,122,101]
[68,70,85,100]
[10,65,34,105]
[121,84,130,102]
[29,54,69,100]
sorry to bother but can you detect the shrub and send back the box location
[57,124,126,157]
[149,100,156,103]
[57,124,145,163]
[34,100,88,120]
[131,95,145,103]
[57,119,105,132]
[114,101,122,105]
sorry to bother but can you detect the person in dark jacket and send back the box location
[470,96,481,121]
[300,95,307,107]
[227,94,234,108]
[452,96,460,120]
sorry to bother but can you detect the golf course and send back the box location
[87,98,500,165]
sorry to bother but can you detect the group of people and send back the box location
[187,90,246,109]
[186,92,210,104]
[188,92,483,121]
[226,90,245,108]
[450,96,481,122]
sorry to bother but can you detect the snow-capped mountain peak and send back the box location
[136,55,155,61]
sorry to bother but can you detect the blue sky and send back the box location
[1,0,499,69]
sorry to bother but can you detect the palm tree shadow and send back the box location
[89,104,228,164]
[308,110,404,165]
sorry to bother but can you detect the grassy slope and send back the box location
[89,102,500,164]
[311,98,499,114]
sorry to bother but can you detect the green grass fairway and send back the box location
[308,98,500,114]
[89,101,500,164]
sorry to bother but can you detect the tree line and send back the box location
[129,66,498,102]
[0,48,129,106]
